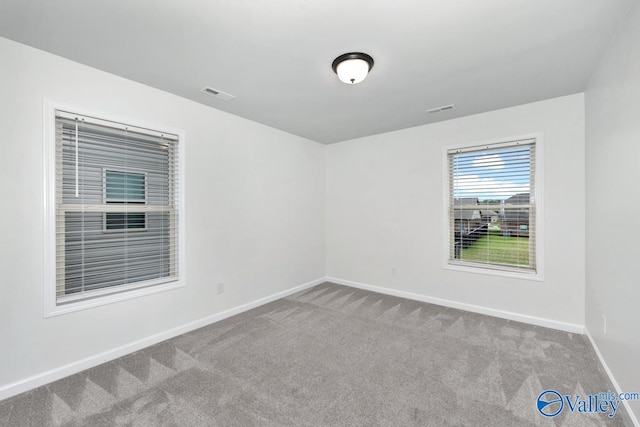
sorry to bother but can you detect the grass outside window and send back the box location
[459,230,529,266]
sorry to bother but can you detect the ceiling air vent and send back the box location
[426,104,455,114]
[201,86,235,102]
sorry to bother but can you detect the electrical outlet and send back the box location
[602,314,607,335]
[217,282,225,294]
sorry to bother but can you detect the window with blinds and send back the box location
[52,110,181,306]
[447,138,536,273]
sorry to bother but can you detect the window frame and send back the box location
[442,133,544,281]
[43,100,186,317]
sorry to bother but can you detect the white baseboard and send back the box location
[326,277,585,334]
[585,329,640,427]
[0,277,326,401]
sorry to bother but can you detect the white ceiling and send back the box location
[0,0,633,144]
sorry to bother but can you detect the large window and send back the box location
[446,136,539,275]
[45,105,183,315]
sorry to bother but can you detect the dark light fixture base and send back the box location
[331,52,375,74]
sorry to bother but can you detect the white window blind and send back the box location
[55,111,180,304]
[447,138,536,273]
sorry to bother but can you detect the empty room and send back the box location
[1,0,639,425]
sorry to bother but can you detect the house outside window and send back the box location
[44,103,184,315]
[445,135,541,277]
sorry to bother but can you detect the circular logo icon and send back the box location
[537,390,564,417]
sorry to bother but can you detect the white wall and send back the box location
[585,0,640,421]
[0,37,326,393]
[327,94,585,328]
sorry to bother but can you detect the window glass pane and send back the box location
[105,170,146,202]
[105,212,146,230]
[452,146,530,201]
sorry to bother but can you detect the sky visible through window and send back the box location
[452,146,530,202]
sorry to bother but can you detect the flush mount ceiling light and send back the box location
[332,52,374,85]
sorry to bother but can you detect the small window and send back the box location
[104,170,148,231]
[105,170,146,203]
[105,212,147,231]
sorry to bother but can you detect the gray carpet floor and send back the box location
[0,282,631,426]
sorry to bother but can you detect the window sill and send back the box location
[44,279,184,317]
[444,261,543,282]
